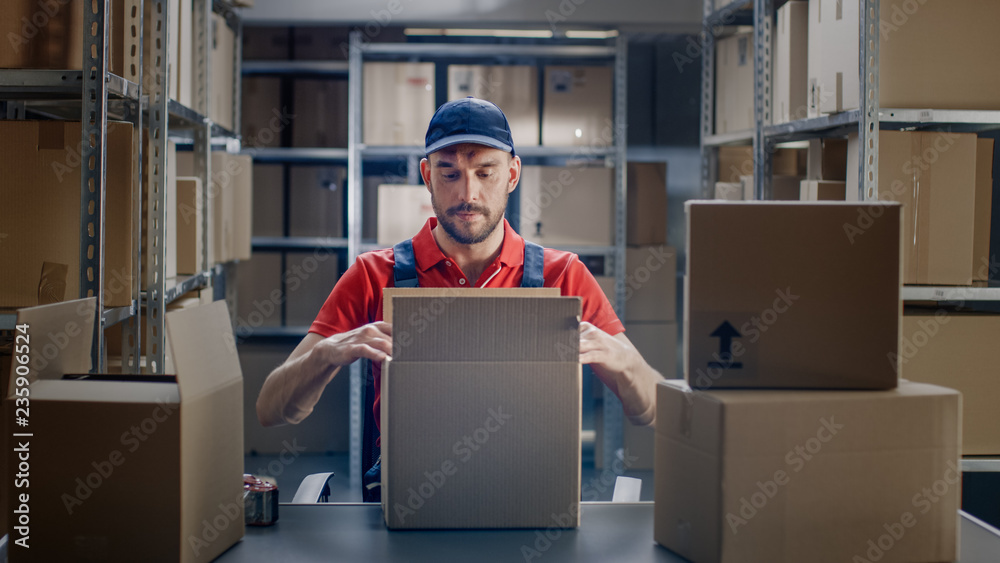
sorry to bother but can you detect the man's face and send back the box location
[421,143,520,246]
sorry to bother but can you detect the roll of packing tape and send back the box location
[244,474,279,526]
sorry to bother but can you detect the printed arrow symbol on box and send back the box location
[708,320,743,369]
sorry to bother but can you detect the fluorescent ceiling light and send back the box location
[564,30,619,39]
[404,28,553,38]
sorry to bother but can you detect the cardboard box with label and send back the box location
[654,379,960,563]
[289,166,345,238]
[627,162,668,246]
[0,120,135,308]
[625,246,676,323]
[363,62,436,146]
[448,65,539,147]
[773,1,808,124]
[5,301,244,562]
[293,78,349,149]
[519,166,614,247]
[242,76,284,149]
[376,184,434,247]
[381,293,581,529]
[799,179,846,201]
[685,201,901,390]
[715,32,754,134]
[901,312,1000,455]
[541,66,613,146]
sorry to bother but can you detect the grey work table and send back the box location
[213,502,1000,563]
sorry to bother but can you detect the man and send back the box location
[256,97,662,486]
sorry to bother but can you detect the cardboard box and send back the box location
[0,0,83,69]
[243,26,291,60]
[770,175,803,201]
[519,166,614,247]
[235,252,282,329]
[626,162,668,246]
[6,302,244,562]
[622,321,677,470]
[717,146,753,183]
[685,201,901,390]
[973,139,994,282]
[252,163,284,237]
[806,137,848,181]
[715,181,748,201]
[363,174,404,242]
[381,294,581,529]
[376,184,434,247]
[292,78,349,148]
[289,166,345,238]
[210,12,236,130]
[848,131,978,285]
[654,379,960,563]
[813,0,1000,113]
[773,1,808,124]
[901,313,999,454]
[541,66,613,146]
[715,32,754,134]
[0,121,135,308]
[177,151,254,263]
[175,0,193,108]
[242,77,284,149]
[624,246,676,323]
[284,251,339,327]
[448,65,539,147]
[176,177,203,275]
[799,179,846,201]
[363,62,436,146]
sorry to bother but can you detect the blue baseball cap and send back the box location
[425,97,515,156]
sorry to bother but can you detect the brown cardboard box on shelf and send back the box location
[363,174,405,242]
[242,76,284,149]
[210,12,236,131]
[381,294,580,529]
[289,166,345,238]
[176,177,203,275]
[292,78,349,148]
[236,252,282,329]
[622,321,677,470]
[769,175,803,201]
[141,138,178,288]
[806,137,848,181]
[813,0,1000,113]
[685,201,901,390]
[772,148,807,177]
[626,162,668,246]
[848,131,978,285]
[175,0,193,107]
[0,120,135,308]
[0,0,83,69]
[519,166,614,247]
[624,246,676,323]
[715,181,748,201]
[901,313,999,454]
[541,66,613,146]
[717,146,752,183]
[715,32,754,134]
[6,301,244,563]
[773,0,808,124]
[284,251,339,327]
[177,151,254,264]
[252,163,284,237]
[448,65,539,146]
[377,184,434,247]
[799,179,846,201]
[654,379,960,563]
[363,62,436,146]
[243,26,290,60]
[973,139,994,282]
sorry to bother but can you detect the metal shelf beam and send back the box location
[140,270,213,309]
[705,0,754,26]
[243,60,350,76]
[703,130,754,147]
[103,303,137,329]
[247,147,350,163]
[962,458,1000,473]
[252,237,349,250]
[902,286,1000,303]
[0,70,139,101]
[361,43,616,59]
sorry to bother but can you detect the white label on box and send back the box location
[550,69,573,93]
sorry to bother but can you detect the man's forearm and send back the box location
[594,349,662,427]
[256,347,340,427]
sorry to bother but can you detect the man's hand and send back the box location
[312,321,393,368]
[579,321,662,427]
[579,321,631,375]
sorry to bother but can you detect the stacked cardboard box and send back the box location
[542,66,613,146]
[448,65,539,147]
[210,12,237,130]
[772,1,808,124]
[363,62,435,146]
[626,162,668,246]
[714,32,754,134]
[656,201,962,562]
[518,166,614,247]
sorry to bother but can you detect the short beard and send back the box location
[431,193,508,245]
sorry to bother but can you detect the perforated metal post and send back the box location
[81,0,111,372]
[194,0,212,283]
[859,0,880,201]
[347,30,365,495]
[753,0,774,200]
[122,3,144,374]
[699,1,718,198]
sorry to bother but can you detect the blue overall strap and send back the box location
[521,240,545,288]
[392,239,419,288]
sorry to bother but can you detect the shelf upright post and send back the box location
[145,0,171,374]
[347,30,365,495]
[193,0,213,292]
[122,3,145,374]
[231,8,243,140]
[753,0,774,200]
[859,0,880,201]
[81,0,112,372]
[699,2,718,198]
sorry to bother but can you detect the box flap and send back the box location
[27,378,179,404]
[165,300,242,401]
[8,297,96,395]
[392,296,580,362]
[383,287,559,324]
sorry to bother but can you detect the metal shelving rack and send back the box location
[0,0,243,374]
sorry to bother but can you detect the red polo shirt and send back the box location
[309,217,624,433]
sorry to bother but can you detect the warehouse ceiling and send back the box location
[241,0,704,33]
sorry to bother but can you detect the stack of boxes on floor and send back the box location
[656,201,962,563]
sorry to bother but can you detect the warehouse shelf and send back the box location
[358,144,616,159]
[962,458,1000,473]
[252,237,349,250]
[243,60,350,76]
[765,109,1000,143]
[139,270,214,308]
[0,69,140,101]
[102,302,137,329]
[705,0,753,26]
[247,147,349,163]
[763,110,863,143]
[901,286,1000,303]
[361,43,616,59]
[703,129,754,147]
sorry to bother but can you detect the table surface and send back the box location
[213,503,1000,563]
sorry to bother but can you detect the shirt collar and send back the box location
[412,217,525,272]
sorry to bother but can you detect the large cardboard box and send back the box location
[624,246,676,323]
[284,251,339,327]
[292,78,349,149]
[901,313,1000,455]
[519,166,614,247]
[715,32,754,134]
[376,184,433,247]
[654,379,961,563]
[541,66,613,146]
[448,65,539,147]
[252,163,284,237]
[289,166,345,238]
[5,302,244,562]
[813,0,1000,113]
[241,76,284,149]
[626,162,668,246]
[381,294,581,529]
[685,201,901,390]
[848,131,979,285]
[773,1,808,124]
[973,139,995,283]
[799,179,846,201]
[0,120,135,308]
[622,321,677,470]
[176,177,203,275]
[363,62,436,146]
[210,12,236,131]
